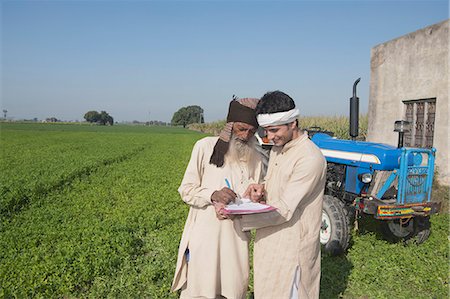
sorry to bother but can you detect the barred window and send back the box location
[403,98,436,148]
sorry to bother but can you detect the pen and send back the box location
[225,178,231,189]
[225,178,241,201]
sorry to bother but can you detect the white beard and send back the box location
[225,136,259,179]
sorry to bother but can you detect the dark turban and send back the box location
[209,97,259,167]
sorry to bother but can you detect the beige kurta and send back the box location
[172,136,262,299]
[241,132,326,299]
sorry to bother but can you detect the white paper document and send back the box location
[224,198,276,215]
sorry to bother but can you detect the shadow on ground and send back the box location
[356,214,387,240]
[320,250,353,298]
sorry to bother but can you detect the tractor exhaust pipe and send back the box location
[350,78,361,140]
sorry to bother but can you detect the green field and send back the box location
[1,123,448,298]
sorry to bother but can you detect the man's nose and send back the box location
[267,132,275,141]
[243,130,253,139]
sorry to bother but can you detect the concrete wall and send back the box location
[368,19,449,185]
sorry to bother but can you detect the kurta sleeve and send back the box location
[178,140,216,208]
[241,152,326,231]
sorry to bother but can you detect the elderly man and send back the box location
[241,91,327,299]
[171,97,263,299]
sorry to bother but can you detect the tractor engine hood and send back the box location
[311,133,401,171]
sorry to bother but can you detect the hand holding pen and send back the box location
[210,179,238,205]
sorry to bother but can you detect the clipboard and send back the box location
[223,198,276,215]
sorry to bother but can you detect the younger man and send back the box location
[242,91,326,299]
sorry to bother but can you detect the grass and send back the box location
[0,123,200,298]
[321,213,449,298]
[0,122,448,298]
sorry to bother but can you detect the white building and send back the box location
[368,19,449,185]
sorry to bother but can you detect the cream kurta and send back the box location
[172,136,262,299]
[241,132,326,299]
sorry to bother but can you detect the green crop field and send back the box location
[1,122,448,298]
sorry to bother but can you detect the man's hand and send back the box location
[213,201,229,220]
[243,184,265,203]
[211,187,237,205]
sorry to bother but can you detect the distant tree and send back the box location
[45,117,59,123]
[2,109,7,119]
[99,111,114,125]
[146,120,168,126]
[171,105,204,128]
[84,111,100,123]
[84,110,113,125]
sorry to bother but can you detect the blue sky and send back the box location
[1,0,448,123]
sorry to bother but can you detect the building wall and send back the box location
[368,19,449,185]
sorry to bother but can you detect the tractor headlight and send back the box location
[358,173,372,184]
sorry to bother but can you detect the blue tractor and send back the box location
[257,79,441,255]
[311,79,440,254]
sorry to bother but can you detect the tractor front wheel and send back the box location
[320,195,352,255]
[381,216,431,244]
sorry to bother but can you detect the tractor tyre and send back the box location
[320,195,352,255]
[381,216,431,244]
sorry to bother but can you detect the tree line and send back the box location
[83,105,205,127]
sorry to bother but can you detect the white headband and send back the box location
[257,108,300,127]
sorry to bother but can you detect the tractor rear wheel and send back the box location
[381,216,431,244]
[320,195,352,255]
